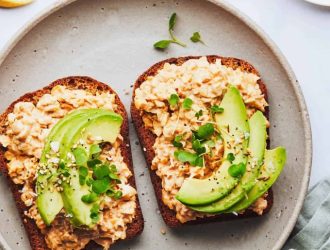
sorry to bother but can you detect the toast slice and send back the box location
[0,76,144,249]
[131,55,272,227]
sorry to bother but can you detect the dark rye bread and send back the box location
[131,55,272,227]
[0,76,144,249]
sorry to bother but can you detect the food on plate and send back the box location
[131,56,286,227]
[0,77,143,249]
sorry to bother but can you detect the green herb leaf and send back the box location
[168,93,179,107]
[113,190,123,200]
[79,166,88,177]
[172,135,183,148]
[92,178,110,194]
[87,159,102,169]
[62,171,70,177]
[59,162,66,169]
[72,147,88,166]
[210,105,224,115]
[195,110,203,119]
[182,97,193,110]
[86,177,93,186]
[79,166,88,185]
[228,162,246,178]
[89,144,102,158]
[227,153,235,163]
[174,150,196,164]
[192,139,206,155]
[194,156,204,167]
[174,150,203,167]
[190,32,204,44]
[109,164,117,172]
[90,204,100,223]
[154,40,172,49]
[197,123,215,139]
[94,164,110,180]
[81,192,98,204]
[168,13,186,47]
[169,12,176,30]
[109,172,121,183]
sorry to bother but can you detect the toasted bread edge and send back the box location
[130,55,272,227]
[0,76,144,249]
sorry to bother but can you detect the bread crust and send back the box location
[0,76,144,249]
[131,55,272,227]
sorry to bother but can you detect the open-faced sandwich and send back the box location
[132,56,286,227]
[0,77,143,249]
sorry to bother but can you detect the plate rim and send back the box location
[0,1,312,250]
[304,0,330,6]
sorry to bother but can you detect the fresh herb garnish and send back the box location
[154,40,172,49]
[109,171,121,183]
[196,123,215,139]
[192,139,206,155]
[81,192,98,204]
[154,13,186,50]
[227,153,235,163]
[87,159,102,169]
[194,156,204,167]
[92,178,110,194]
[93,164,110,180]
[113,190,123,200]
[190,32,204,44]
[210,105,224,115]
[168,93,179,107]
[172,135,183,148]
[182,98,193,110]
[89,144,102,158]
[90,203,100,223]
[72,147,88,166]
[174,150,203,167]
[78,166,88,185]
[86,177,93,186]
[195,110,203,119]
[228,162,246,177]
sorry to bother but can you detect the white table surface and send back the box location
[0,0,329,187]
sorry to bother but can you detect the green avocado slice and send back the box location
[227,147,286,213]
[60,111,122,227]
[189,111,267,213]
[36,109,120,225]
[36,109,104,225]
[176,86,249,206]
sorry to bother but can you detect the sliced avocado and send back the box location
[189,111,267,213]
[61,168,95,226]
[176,86,249,206]
[227,147,286,213]
[37,109,103,225]
[36,109,117,225]
[60,111,122,227]
[59,111,122,160]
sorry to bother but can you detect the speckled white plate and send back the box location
[304,0,330,6]
[0,0,312,250]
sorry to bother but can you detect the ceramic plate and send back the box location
[304,0,330,6]
[0,0,312,249]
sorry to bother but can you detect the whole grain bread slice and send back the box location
[131,55,272,227]
[0,76,144,249]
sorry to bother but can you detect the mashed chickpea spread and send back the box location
[0,85,137,249]
[134,57,268,223]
